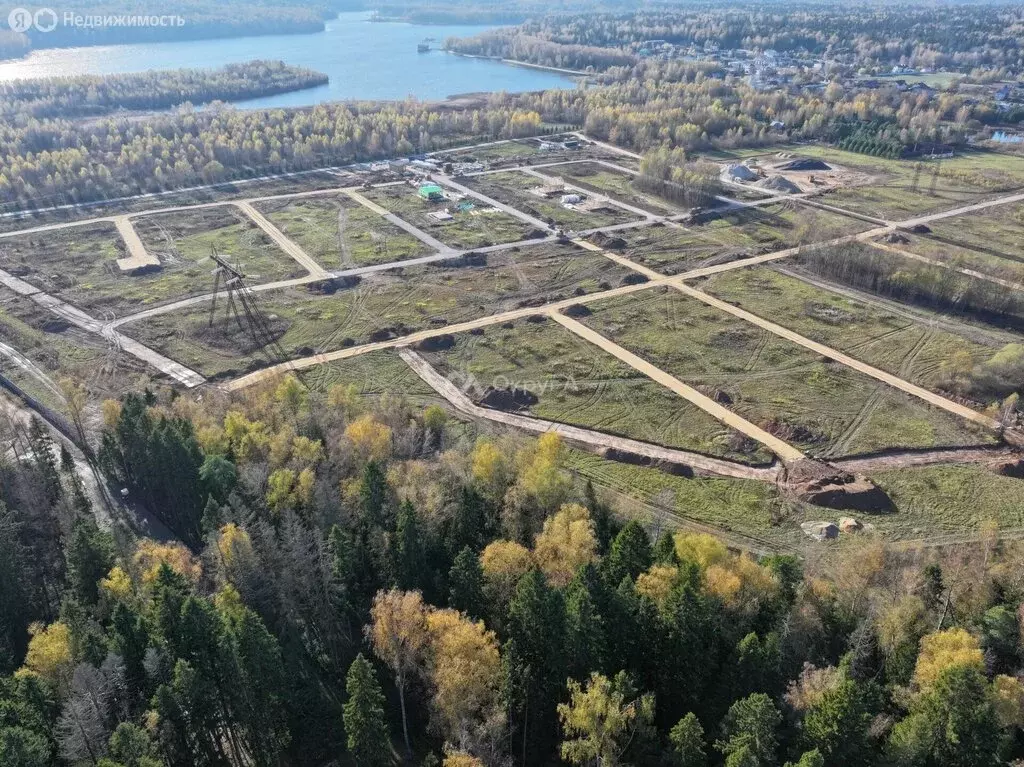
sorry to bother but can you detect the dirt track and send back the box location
[400,348,782,480]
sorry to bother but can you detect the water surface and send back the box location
[0,12,574,107]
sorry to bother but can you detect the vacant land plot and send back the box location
[255,195,431,269]
[0,287,147,413]
[866,464,1024,539]
[719,145,1024,220]
[565,448,807,548]
[700,267,1010,403]
[300,349,441,405]
[422,317,772,463]
[121,242,632,378]
[0,222,131,313]
[586,203,868,276]
[360,182,540,249]
[559,162,680,215]
[131,205,304,289]
[461,171,640,231]
[581,287,996,457]
[882,203,1024,284]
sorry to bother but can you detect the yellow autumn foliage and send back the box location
[443,753,484,767]
[19,622,72,684]
[99,565,133,601]
[913,628,984,691]
[135,540,202,585]
[674,532,728,569]
[534,504,597,587]
[636,565,681,606]
[345,415,393,462]
[471,439,509,495]
[425,608,501,734]
[994,674,1024,728]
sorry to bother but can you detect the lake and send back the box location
[0,11,576,108]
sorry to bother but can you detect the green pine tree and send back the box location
[343,654,390,766]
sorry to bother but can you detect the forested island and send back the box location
[0,0,336,59]
[0,61,329,120]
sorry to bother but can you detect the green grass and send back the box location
[361,182,540,249]
[865,464,1024,539]
[700,267,1006,403]
[129,205,305,294]
[121,241,632,378]
[564,448,808,549]
[714,145,1024,220]
[300,349,442,405]
[422,317,772,463]
[0,208,306,317]
[886,202,1024,283]
[0,287,148,412]
[558,161,679,215]
[581,287,995,458]
[461,171,641,231]
[255,195,431,269]
[587,203,868,276]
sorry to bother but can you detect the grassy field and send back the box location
[882,202,1024,283]
[585,202,869,276]
[422,317,772,463]
[700,267,1009,404]
[255,195,431,269]
[716,145,1024,220]
[121,241,632,379]
[130,205,305,293]
[565,448,809,549]
[865,464,1024,539]
[300,349,442,404]
[581,287,996,458]
[360,182,540,249]
[460,171,641,231]
[558,161,680,215]
[0,287,148,413]
[0,209,307,317]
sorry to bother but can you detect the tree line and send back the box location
[444,5,1024,76]
[0,61,328,121]
[3,374,1024,765]
[0,0,334,57]
[0,58,988,211]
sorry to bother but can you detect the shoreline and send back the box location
[445,50,591,78]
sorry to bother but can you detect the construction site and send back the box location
[3,132,1024,552]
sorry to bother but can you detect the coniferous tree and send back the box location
[343,654,390,767]
[448,546,484,618]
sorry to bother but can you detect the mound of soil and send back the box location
[909,224,932,234]
[563,304,592,318]
[778,159,831,172]
[784,460,893,512]
[308,275,361,294]
[480,386,538,412]
[759,175,801,193]
[434,252,486,269]
[621,273,650,286]
[881,232,910,244]
[995,458,1024,478]
[414,334,455,352]
[602,447,695,478]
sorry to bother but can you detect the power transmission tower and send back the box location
[208,253,286,363]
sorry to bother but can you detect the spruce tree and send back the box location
[343,654,390,767]
[448,546,484,618]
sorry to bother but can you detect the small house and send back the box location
[418,183,445,202]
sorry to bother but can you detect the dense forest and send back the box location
[3,377,1024,766]
[0,0,334,56]
[0,59,985,210]
[0,61,328,121]
[445,5,1024,75]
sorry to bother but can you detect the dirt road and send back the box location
[547,311,807,462]
[399,348,781,481]
[234,201,328,279]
